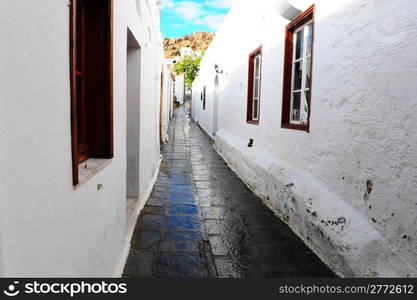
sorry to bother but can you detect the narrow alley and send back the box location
[123,103,334,278]
[2,0,417,281]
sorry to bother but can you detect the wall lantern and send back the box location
[214,64,223,74]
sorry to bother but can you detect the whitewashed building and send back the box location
[175,74,185,105]
[180,47,202,59]
[0,0,172,277]
[160,64,174,144]
[192,0,417,277]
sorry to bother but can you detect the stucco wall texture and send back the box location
[192,0,417,277]
[0,0,166,276]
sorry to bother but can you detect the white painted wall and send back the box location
[0,0,165,277]
[193,0,417,277]
[175,74,185,105]
[161,64,174,143]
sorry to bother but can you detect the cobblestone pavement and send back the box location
[123,104,334,278]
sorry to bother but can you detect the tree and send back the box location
[173,55,203,88]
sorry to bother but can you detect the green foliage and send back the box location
[173,55,203,88]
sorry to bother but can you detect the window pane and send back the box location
[307,23,313,56]
[295,29,304,59]
[253,99,258,119]
[291,92,301,121]
[306,56,312,89]
[255,55,260,76]
[254,78,259,98]
[293,61,302,91]
[301,90,310,124]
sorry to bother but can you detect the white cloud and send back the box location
[193,14,226,30]
[172,23,184,28]
[175,1,203,21]
[163,0,230,32]
[204,0,235,9]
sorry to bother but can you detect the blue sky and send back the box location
[160,0,234,38]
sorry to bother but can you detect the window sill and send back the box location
[247,120,259,125]
[281,123,310,132]
[75,158,112,189]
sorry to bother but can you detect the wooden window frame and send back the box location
[281,5,315,132]
[246,46,262,125]
[70,0,114,186]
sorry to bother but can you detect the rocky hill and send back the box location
[164,31,215,58]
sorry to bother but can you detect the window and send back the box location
[203,86,206,110]
[247,46,262,124]
[281,5,314,131]
[70,0,113,185]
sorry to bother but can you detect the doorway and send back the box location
[126,29,141,225]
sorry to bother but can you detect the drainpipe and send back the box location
[275,0,302,20]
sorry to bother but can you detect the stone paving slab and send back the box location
[123,103,335,278]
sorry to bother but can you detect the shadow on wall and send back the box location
[0,231,3,276]
[126,28,142,199]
